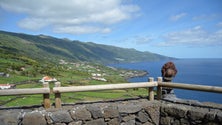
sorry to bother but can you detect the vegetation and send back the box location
[0,30,168,107]
[0,48,148,107]
[0,30,173,64]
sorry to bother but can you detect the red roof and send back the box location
[0,84,15,86]
[43,76,53,81]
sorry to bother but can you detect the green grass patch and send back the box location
[0,88,149,107]
[60,88,148,103]
[0,95,43,107]
[0,53,148,107]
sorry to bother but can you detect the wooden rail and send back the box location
[53,77,222,108]
[1,77,222,109]
[53,79,157,108]
[0,82,51,109]
[53,82,157,93]
[158,82,222,93]
[156,77,222,100]
[0,88,50,96]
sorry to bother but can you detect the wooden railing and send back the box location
[1,77,222,109]
[0,88,50,96]
[53,77,157,108]
[156,77,222,100]
[0,82,51,108]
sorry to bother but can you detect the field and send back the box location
[0,80,149,107]
[0,59,149,107]
[0,88,148,107]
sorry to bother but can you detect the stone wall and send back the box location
[0,98,222,125]
[160,100,222,125]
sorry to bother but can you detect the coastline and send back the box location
[113,59,222,104]
[124,70,148,80]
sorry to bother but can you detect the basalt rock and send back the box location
[0,98,221,125]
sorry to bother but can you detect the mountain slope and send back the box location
[0,30,173,64]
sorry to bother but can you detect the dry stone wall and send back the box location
[160,100,222,125]
[0,98,222,125]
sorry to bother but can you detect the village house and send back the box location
[59,59,68,65]
[39,76,57,83]
[92,77,107,82]
[0,84,16,90]
[91,73,107,82]
[20,67,25,71]
[0,72,10,77]
[91,73,102,77]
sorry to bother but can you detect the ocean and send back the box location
[109,59,222,104]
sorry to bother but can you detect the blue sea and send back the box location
[109,59,222,104]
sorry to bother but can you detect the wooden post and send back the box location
[157,77,163,100]
[54,82,61,108]
[148,77,154,101]
[43,82,51,109]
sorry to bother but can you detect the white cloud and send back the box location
[0,0,139,34]
[158,26,222,47]
[192,14,219,21]
[170,13,187,21]
[54,25,111,34]
[118,35,154,46]
[134,35,154,44]
[17,18,49,30]
[217,22,222,27]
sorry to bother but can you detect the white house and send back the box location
[92,77,107,82]
[91,73,102,77]
[0,84,16,90]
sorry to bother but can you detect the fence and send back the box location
[53,77,157,108]
[1,77,222,109]
[156,77,222,100]
[0,82,51,108]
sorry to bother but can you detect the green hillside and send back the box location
[0,30,173,107]
[0,30,173,64]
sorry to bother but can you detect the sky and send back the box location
[0,0,222,58]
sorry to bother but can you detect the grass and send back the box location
[61,89,148,103]
[0,82,149,107]
[0,75,30,84]
[0,32,153,108]
[0,73,148,107]
[0,92,45,107]
[0,54,148,107]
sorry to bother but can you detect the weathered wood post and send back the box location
[54,82,61,108]
[43,82,51,109]
[148,77,154,101]
[157,77,163,100]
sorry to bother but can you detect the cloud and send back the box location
[192,14,219,21]
[0,0,139,34]
[158,26,222,47]
[134,35,153,44]
[119,35,154,45]
[54,25,111,34]
[17,18,49,30]
[170,13,187,21]
[217,22,222,27]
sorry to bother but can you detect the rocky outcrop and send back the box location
[0,98,221,125]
